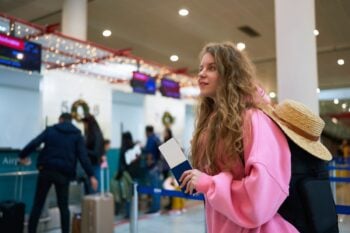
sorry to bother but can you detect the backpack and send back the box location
[278,138,339,233]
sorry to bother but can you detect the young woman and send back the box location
[180,42,298,233]
[82,115,105,193]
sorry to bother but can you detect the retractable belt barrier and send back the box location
[328,166,350,171]
[129,183,203,233]
[128,163,350,233]
[137,185,204,201]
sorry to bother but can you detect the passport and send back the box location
[158,138,196,193]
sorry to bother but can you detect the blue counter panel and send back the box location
[0,150,38,213]
[0,149,120,214]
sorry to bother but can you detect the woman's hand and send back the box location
[179,169,203,194]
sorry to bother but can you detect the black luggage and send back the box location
[0,165,26,233]
[0,201,25,233]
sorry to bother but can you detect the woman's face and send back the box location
[198,53,220,99]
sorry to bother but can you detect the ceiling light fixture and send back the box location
[178,9,189,16]
[316,88,320,93]
[334,98,339,104]
[332,117,338,124]
[342,103,347,109]
[237,42,246,51]
[102,29,112,37]
[337,59,345,66]
[313,29,319,36]
[170,55,179,62]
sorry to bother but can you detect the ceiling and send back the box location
[1,0,350,138]
[1,0,350,91]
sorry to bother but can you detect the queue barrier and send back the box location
[129,164,350,233]
[129,183,204,233]
[328,166,350,171]
[136,186,204,201]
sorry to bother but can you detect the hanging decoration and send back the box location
[71,99,90,122]
[162,111,175,127]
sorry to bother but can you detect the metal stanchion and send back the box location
[330,160,337,203]
[130,182,139,233]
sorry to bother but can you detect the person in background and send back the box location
[161,127,173,210]
[101,139,111,169]
[163,127,173,142]
[160,128,172,178]
[19,113,97,233]
[112,132,137,218]
[82,115,105,193]
[341,139,350,163]
[143,125,162,214]
[163,176,186,214]
[179,42,298,233]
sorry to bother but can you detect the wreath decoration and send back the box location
[162,111,175,127]
[71,99,90,122]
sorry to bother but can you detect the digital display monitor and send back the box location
[0,33,41,72]
[130,71,156,95]
[160,78,180,99]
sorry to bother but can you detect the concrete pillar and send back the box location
[274,0,319,113]
[62,0,87,40]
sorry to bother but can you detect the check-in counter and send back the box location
[0,148,120,212]
[0,149,38,214]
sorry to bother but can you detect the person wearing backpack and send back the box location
[260,99,339,233]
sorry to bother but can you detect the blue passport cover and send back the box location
[171,160,194,192]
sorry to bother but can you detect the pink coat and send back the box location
[195,109,299,233]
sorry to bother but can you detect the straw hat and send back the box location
[260,99,332,161]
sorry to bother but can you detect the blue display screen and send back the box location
[0,33,41,72]
[160,78,180,99]
[131,71,156,95]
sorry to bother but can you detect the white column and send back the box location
[274,0,319,113]
[62,0,87,40]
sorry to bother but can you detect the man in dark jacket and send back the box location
[19,113,97,233]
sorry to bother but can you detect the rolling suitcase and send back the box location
[0,165,25,233]
[81,168,114,233]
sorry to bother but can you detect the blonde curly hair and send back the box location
[191,42,264,174]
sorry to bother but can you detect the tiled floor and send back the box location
[114,202,205,233]
[45,183,350,233]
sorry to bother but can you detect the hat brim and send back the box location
[260,105,332,161]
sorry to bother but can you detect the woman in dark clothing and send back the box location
[163,127,173,142]
[113,132,137,218]
[82,115,105,193]
[116,132,133,180]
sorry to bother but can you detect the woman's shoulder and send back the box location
[244,107,272,125]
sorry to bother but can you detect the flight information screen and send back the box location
[0,33,41,72]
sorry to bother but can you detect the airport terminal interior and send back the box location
[1,0,350,232]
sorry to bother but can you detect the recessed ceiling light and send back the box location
[237,42,246,51]
[337,59,345,66]
[332,117,338,124]
[102,29,112,37]
[334,98,339,104]
[316,88,320,93]
[178,9,189,16]
[313,29,319,36]
[269,91,276,98]
[170,55,179,62]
